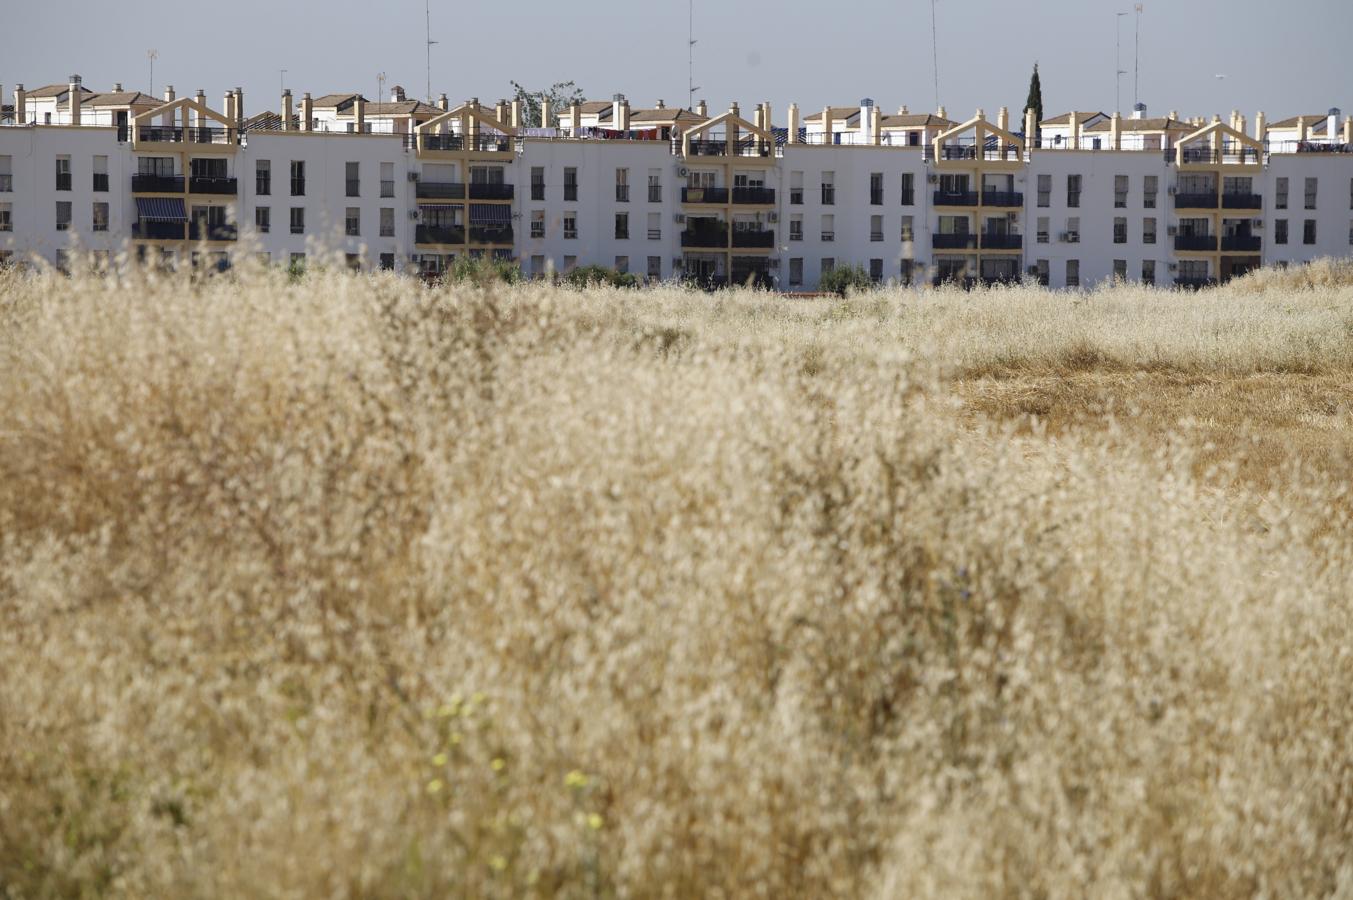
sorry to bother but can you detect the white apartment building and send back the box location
[1,75,1351,289]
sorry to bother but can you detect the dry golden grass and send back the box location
[2,258,1353,898]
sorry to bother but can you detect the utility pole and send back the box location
[147,49,158,97]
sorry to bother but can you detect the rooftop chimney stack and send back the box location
[1069,111,1079,149]
[495,99,508,124]
[510,99,522,129]
[1168,109,1178,121]
[1255,111,1266,142]
[656,99,666,109]
[570,102,581,134]
[1110,111,1122,150]
[822,105,833,144]
[281,89,293,130]
[223,91,234,129]
[437,93,448,111]
[763,100,773,135]
[1296,116,1308,143]
[391,85,405,102]
[937,104,946,120]
[1344,115,1352,146]
[616,94,630,131]
[301,92,313,132]
[898,104,909,115]
[997,106,1009,131]
[68,75,82,125]
[354,93,365,132]
[696,99,707,117]
[234,88,244,130]
[1329,108,1341,143]
[1024,107,1036,141]
[540,97,552,128]
[787,102,800,143]
[1132,102,1147,120]
[114,83,122,92]
[13,85,25,125]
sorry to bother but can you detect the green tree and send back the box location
[510,81,586,128]
[1025,63,1044,140]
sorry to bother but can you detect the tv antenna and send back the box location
[425,0,438,103]
[1133,4,1143,107]
[279,69,287,95]
[378,71,387,104]
[688,0,700,110]
[929,0,940,111]
[147,49,158,97]
[1116,12,1128,112]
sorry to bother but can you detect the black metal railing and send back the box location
[648,186,662,202]
[686,139,728,156]
[616,184,629,202]
[790,189,803,205]
[1221,235,1262,252]
[346,179,360,197]
[189,176,237,195]
[137,126,185,143]
[133,174,185,192]
[682,186,728,204]
[899,189,915,206]
[469,134,513,152]
[982,190,1024,207]
[468,183,513,200]
[732,229,775,248]
[820,186,836,205]
[870,190,884,205]
[381,180,395,197]
[1221,192,1263,209]
[0,175,10,192]
[648,229,662,240]
[55,173,71,191]
[1174,277,1217,290]
[132,221,186,240]
[189,223,238,241]
[469,225,513,244]
[417,181,466,199]
[1175,234,1217,251]
[681,228,728,248]
[416,225,466,244]
[531,183,545,201]
[934,191,978,206]
[980,232,1022,250]
[732,186,775,204]
[92,173,109,192]
[933,233,977,249]
[1174,192,1218,208]
[422,134,464,151]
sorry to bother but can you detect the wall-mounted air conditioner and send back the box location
[674,213,686,224]
[1167,225,1178,236]
[1168,261,1178,272]
[678,167,689,177]
[408,210,419,220]
[927,173,939,184]
[408,172,420,182]
[768,212,779,223]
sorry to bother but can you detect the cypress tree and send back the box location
[1025,64,1044,137]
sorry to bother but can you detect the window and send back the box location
[290,161,305,196]
[870,214,883,241]
[615,256,629,274]
[615,168,629,202]
[1275,219,1288,244]
[789,257,803,286]
[0,202,11,232]
[93,155,108,192]
[344,162,359,197]
[1037,216,1049,243]
[1304,219,1317,245]
[647,255,661,279]
[1305,177,1318,210]
[1065,217,1081,242]
[530,210,545,238]
[1137,260,1153,285]
[789,215,803,241]
[290,207,305,234]
[1113,217,1127,244]
[564,167,578,201]
[380,207,395,237]
[900,215,914,242]
[615,212,629,239]
[1114,175,1129,208]
[1066,174,1082,208]
[1275,177,1288,210]
[1144,175,1158,209]
[647,212,661,240]
[345,253,360,271]
[648,169,662,202]
[256,160,271,195]
[1349,177,1353,210]
[564,213,577,239]
[56,156,71,191]
[821,258,835,275]
[345,207,360,237]
[900,173,915,206]
[1143,217,1157,244]
[288,252,305,270]
[870,172,883,205]
[1037,174,1051,208]
[1349,220,1353,246]
[139,156,173,177]
[790,171,804,205]
[531,167,545,201]
[1065,259,1080,288]
[256,206,271,234]
[869,258,884,282]
[821,214,835,241]
[55,201,72,231]
[380,252,395,271]
[900,259,916,285]
[0,155,11,192]
[1034,259,1049,285]
[821,172,835,205]
[1113,258,1127,279]
[88,201,108,232]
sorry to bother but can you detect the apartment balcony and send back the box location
[469,225,513,244]
[421,134,464,152]
[136,126,238,146]
[1221,192,1263,210]
[416,224,466,245]
[468,134,513,153]
[731,229,775,248]
[132,174,185,193]
[188,176,237,195]
[1221,235,1262,252]
[732,186,776,204]
[1174,192,1218,209]
[980,232,1023,250]
[681,228,728,248]
[932,233,978,249]
[132,221,186,240]
[417,181,466,200]
[1174,277,1218,290]
[686,139,729,157]
[1174,234,1217,252]
[934,191,979,206]
[682,186,729,204]
[468,183,514,200]
[981,190,1023,207]
[189,223,238,242]
[0,174,11,192]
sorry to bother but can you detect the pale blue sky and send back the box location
[3,0,1350,123]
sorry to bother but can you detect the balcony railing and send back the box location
[899,189,915,206]
[132,174,185,192]
[468,183,513,200]
[0,174,10,192]
[189,176,237,195]
[616,184,629,202]
[417,181,466,200]
[132,221,186,240]
[1174,234,1217,252]
[469,225,513,244]
[55,173,71,191]
[137,126,238,145]
[421,134,464,151]
[932,233,977,249]
[934,191,978,206]
[982,190,1024,207]
[682,186,729,204]
[416,224,466,244]
[346,179,360,197]
[732,186,775,204]
[686,139,728,156]
[92,173,109,192]
[469,134,513,152]
[381,180,395,197]
[821,186,836,205]
[681,228,728,248]
[1174,277,1217,290]
[648,186,662,202]
[189,223,238,242]
[731,229,775,248]
[1221,234,1262,252]
[531,183,545,201]
[1221,192,1263,209]
[980,232,1023,250]
[870,190,884,205]
[1174,192,1218,209]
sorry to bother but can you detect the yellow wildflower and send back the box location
[491,757,506,772]
[489,855,507,871]
[432,753,448,767]
[587,813,604,830]
[450,732,462,746]
[565,770,589,789]
[426,779,444,795]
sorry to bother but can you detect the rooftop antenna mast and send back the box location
[425,0,438,103]
[688,0,700,110]
[1116,11,1128,112]
[929,0,940,110]
[1134,4,1143,106]
[378,71,387,104]
[147,49,158,97]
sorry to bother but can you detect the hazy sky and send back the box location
[3,0,1350,122]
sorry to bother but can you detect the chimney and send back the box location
[997,106,1009,131]
[763,100,773,133]
[871,104,881,145]
[391,85,405,102]
[1168,109,1178,121]
[353,94,365,133]
[753,102,764,131]
[616,94,630,131]
[223,91,234,128]
[281,89,293,130]
[787,102,800,143]
[68,75,82,125]
[1296,116,1308,143]
[113,83,122,92]
[14,84,25,124]
[495,99,508,124]
[301,92,313,132]
[696,99,707,117]
[898,104,909,115]
[1328,108,1341,143]
[437,93,448,111]
[936,104,946,120]
[1110,111,1121,150]
[859,97,874,138]
[655,99,666,109]
[510,99,522,129]
[540,97,552,128]
[1024,107,1036,142]
[570,102,581,134]
[822,105,832,144]
[234,87,244,130]
[1344,116,1352,146]
[1132,102,1147,120]
[1068,111,1079,149]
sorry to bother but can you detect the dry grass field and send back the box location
[2,258,1353,898]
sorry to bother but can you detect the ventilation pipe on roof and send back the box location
[282,89,293,130]
[936,104,946,120]
[234,87,244,131]
[113,83,122,92]
[787,102,800,144]
[353,94,365,133]
[1131,102,1146,120]
[69,75,82,126]
[898,104,909,115]
[301,92,313,132]
[13,85,24,125]
[655,99,666,109]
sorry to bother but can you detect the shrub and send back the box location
[444,255,523,286]
[565,263,639,288]
[818,263,875,295]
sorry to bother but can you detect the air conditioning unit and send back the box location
[927,173,939,184]
[1168,261,1178,272]
[678,166,689,177]
[1167,225,1178,236]
[1167,185,1176,195]
[409,254,420,263]
[408,210,419,220]
[674,213,686,224]
[408,172,420,182]
[768,212,779,223]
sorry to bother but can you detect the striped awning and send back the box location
[469,203,511,225]
[135,197,187,222]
